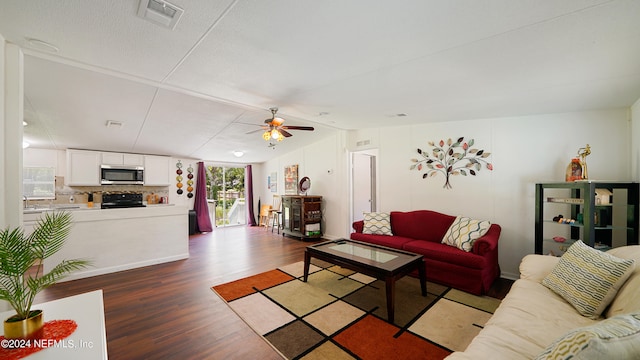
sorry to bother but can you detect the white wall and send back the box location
[255,133,350,239]
[1,39,24,229]
[631,98,640,182]
[259,109,631,279]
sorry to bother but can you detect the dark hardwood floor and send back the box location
[36,226,513,359]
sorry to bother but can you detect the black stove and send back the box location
[101,193,146,209]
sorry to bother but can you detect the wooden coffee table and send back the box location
[303,239,426,323]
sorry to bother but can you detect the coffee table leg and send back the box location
[418,259,427,296]
[303,250,311,282]
[385,277,395,324]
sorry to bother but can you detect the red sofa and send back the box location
[351,210,501,295]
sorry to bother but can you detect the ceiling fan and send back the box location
[248,107,314,142]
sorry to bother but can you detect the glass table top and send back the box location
[327,242,399,263]
[308,239,421,270]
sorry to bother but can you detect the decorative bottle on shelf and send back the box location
[565,158,583,182]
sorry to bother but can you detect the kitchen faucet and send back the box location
[23,195,29,209]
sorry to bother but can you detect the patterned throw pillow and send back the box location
[535,313,640,359]
[441,216,491,252]
[541,240,635,319]
[362,212,393,236]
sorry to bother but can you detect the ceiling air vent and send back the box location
[137,0,184,29]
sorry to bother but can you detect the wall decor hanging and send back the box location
[187,164,194,198]
[284,165,299,194]
[176,160,184,195]
[410,137,493,189]
[269,172,278,192]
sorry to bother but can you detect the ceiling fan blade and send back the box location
[280,129,293,137]
[282,126,314,131]
[246,127,267,134]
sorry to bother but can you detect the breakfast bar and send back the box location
[24,205,189,282]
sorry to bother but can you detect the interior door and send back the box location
[352,152,376,222]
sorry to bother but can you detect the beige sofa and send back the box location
[446,245,640,359]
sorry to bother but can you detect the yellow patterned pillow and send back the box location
[441,216,491,252]
[535,313,640,359]
[542,241,635,319]
[362,212,393,236]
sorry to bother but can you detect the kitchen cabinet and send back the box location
[282,195,322,240]
[535,182,639,256]
[101,152,143,166]
[144,155,171,186]
[66,150,101,186]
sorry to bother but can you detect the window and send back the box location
[23,167,55,199]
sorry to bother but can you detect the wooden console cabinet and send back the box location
[282,195,322,240]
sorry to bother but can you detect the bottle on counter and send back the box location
[87,193,94,208]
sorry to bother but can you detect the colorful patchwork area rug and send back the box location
[211,260,501,360]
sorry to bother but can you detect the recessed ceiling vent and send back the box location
[105,120,123,129]
[137,0,184,29]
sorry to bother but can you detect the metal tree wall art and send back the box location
[410,137,493,189]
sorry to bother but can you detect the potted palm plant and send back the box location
[0,211,91,339]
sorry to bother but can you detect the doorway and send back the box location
[206,165,246,227]
[351,150,377,224]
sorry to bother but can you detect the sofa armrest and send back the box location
[519,254,560,282]
[471,224,501,256]
[352,220,364,233]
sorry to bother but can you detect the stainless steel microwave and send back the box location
[100,165,144,185]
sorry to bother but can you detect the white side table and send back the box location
[0,290,108,359]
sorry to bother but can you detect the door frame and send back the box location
[349,149,379,227]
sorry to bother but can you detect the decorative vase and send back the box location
[3,310,44,340]
[565,157,583,182]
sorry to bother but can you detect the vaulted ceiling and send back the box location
[2,0,640,163]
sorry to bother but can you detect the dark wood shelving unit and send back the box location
[282,195,322,240]
[534,182,639,255]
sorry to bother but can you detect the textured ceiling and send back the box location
[1,0,640,163]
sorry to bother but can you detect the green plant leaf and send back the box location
[0,211,92,320]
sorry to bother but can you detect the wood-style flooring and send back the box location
[36,226,513,359]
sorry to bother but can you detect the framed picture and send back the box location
[284,165,298,194]
[269,172,277,192]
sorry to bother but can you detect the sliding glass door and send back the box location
[206,165,246,227]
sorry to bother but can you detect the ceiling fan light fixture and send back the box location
[271,129,280,140]
[233,151,244,158]
[262,131,271,141]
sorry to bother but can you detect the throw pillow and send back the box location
[362,212,393,236]
[535,313,640,359]
[441,216,491,252]
[541,240,635,319]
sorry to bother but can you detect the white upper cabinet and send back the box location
[124,154,144,166]
[101,152,143,166]
[144,155,171,186]
[66,150,101,186]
